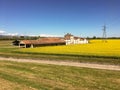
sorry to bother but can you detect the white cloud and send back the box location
[6,33,19,36]
[0,30,19,36]
[40,34,62,37]
[0,30,6,34]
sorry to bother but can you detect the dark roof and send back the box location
[64,35,85,40]
[74,37,85,40]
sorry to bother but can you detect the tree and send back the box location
[93,36,96,39]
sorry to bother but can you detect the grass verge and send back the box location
[0,60,120,90]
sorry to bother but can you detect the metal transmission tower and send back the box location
[102,25,107,42]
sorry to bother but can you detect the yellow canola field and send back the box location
[19,39,120,57]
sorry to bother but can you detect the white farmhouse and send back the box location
[64,33,88,45]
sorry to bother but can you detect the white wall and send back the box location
[65,37,88,45]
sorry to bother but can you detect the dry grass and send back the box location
[0,78,36,90]
[0,60,120,90]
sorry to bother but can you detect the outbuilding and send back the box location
[19,37,66,48]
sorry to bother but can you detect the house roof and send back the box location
[20,37,65,45]
[64,33,73,40]
[74,37,85,40]
[64,35,85,40]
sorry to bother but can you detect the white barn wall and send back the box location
[65,36,88,45]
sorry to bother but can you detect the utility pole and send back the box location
[102,25,107,42]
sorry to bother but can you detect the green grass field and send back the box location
[0,60,120,90]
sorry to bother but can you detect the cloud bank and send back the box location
[0,30,62,37]
[0,30,6,34]
[0,30,19,36]
[40,34,62,37]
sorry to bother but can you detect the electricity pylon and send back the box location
[102,25,107,42]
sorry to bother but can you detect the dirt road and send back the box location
[0,57,120,71]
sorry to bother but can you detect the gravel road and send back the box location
[0,57,120,71]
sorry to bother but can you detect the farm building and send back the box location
[12,40,20,46]
[19,37,66,48]
[64,33,88,45]
[18,33,88,48]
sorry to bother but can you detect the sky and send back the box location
[0,0,120,37]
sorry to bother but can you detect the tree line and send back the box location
[0,35,39,40]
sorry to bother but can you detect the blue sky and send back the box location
[0,0,120,37]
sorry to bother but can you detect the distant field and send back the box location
[0,40,120,65]
[18,39,120,58]
[0,60,120,90]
